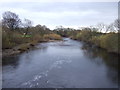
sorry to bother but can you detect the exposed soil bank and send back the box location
[2,39,62,57]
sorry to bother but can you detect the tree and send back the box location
[114,19,120,32]
[106,23,115,33]
[105,19,120,33]
[97,23,106,33]
[55,25,64,30]
[2,11,21,30]
[22,18,32,36]
[89,25,99,32]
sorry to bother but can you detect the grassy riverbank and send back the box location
[2,29,62,57]
[75,31,119,54]
[54,28,119,54]
[2,30,62,49]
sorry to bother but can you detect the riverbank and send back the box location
[66,31,119,54]
[2,28,62,57]
[2,39,62,57]
[70,35,119,55]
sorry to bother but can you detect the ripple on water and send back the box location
[21,55,72,88]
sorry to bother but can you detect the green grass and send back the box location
[21,35,32,37]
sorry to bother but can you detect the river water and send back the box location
[2,38,118,88]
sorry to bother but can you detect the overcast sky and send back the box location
[0,0,118,29]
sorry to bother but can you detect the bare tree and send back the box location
[105,19,120,33]
[55,25,64,30]
[2,11,21,30]
[89,25,99,32]
[114,19,120,32]
[23,18,32,36]
[97,23,106,33]
[105,23,115,33]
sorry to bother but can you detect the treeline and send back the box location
[1,11,119,54]
[1,11,62,50]
[53,21,120,54]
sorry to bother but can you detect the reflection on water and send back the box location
[2,56,19,67]
[2,38,118,88]
[81,43,118,84]
[82,43,118,69]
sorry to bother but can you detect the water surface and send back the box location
[2,38,118,88]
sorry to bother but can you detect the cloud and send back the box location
[0,2,118,29]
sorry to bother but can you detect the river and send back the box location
[2,38,118,88]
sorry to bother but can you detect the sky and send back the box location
[0,0,118,30]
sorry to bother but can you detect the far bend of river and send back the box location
[2,38,118,88]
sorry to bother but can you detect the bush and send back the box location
[99,33,118,53]
[76,30,93,42]
[90,36,101,46]
[2,31,16,49]
[2,28,62,49]
[76,30,119,54]
[32,34,43,42]
[43,33,62,40]
[2,30,31,49]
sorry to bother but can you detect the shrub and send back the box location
[76,30,93,42]
[99,33,118,53]
[32,34,43,42]
[2,30,31,49]
[2,31,16,49]
[90,36,101,46]
[76,30,119,54]
[43,33,62,40]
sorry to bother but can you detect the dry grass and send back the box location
[43,33,62,40]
